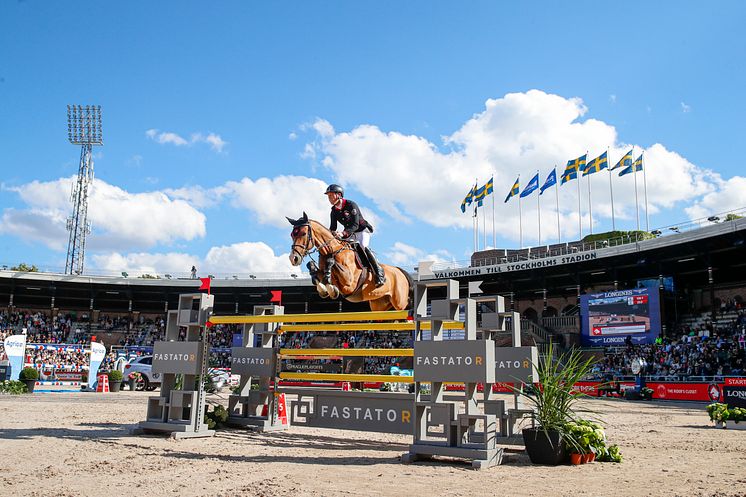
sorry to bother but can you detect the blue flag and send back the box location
[540,168,557,195]
[520,173,540,198]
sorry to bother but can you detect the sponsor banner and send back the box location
[230,348,275,377]
[284,359,341,374]
[289,390,412,434]
[414,340,494,383]
[647,382,718,402]
[431,251,600,279]
[723,386,746,408]
[152,341,202,375]
[725,377,746,387]
[88,342,106,389]
[4,334,27,381]
[494,346,538,383]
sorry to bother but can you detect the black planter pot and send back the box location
[20,379,37,393]
[128,379,137,391]
[109,380,122,392]
[522,427,567,465]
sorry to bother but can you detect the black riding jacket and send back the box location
[329,199,373,235]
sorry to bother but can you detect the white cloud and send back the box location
[146,129,188,146]
[685,176,746,220]
[224,175,331,228]
[146,129,228,152]
[2,177,207,250]
[304,90,719,243]
[88,242,298,277]
[204,242,296,274]
[609,94,617,104]
[681,102,691,113]
[385,241,453,268]
[91,251,200,275]
[163,185,229,209]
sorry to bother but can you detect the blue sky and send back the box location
[1,2,744,276]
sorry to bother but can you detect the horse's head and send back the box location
[286,212,311,266]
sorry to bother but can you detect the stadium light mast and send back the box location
[65,105,103,275]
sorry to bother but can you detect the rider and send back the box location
[325,184,386,287]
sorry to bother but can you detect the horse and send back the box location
[287,212,411,311]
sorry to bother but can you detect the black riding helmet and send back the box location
[324,184,344,196]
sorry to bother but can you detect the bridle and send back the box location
[290,221,350,262]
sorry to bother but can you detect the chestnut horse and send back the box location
[287,213,411,311]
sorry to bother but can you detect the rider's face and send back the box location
[326,192,340,205]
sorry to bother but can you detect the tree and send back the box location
[11,263,39,272]
[724,213,743,222]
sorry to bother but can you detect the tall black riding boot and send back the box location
[364,247,386,287]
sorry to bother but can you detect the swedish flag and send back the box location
[561,154,586,184]
[583,151,609,176]
[619,154,644,176]
[484,176,494,195]
[611,149,633,171]
[474,177,494,207]
[460,184,476,213]
[504,176,520,203]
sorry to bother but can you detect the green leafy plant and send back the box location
[0,380,28,394]
[204,404,229,430]
[19,367,39,381]
[707,403,745,424]
[564,419,622,462]
[107,370,123,382]
[513,343,597,452]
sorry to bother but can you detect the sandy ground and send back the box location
[1,390,745,497]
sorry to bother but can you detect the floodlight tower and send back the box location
[65,105,103,275]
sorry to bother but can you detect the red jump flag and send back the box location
[199,277,211,295]
[270,290,282,306]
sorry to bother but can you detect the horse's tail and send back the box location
[396,266,415,311]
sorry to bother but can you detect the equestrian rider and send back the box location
[324,184,386,287]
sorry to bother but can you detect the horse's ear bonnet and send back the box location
[286,212,309,227]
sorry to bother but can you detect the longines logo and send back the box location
[153,353,196,362]
[415,355,483,366]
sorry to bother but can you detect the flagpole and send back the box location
[633,150,640,232]
[537,170,541,246]
[518,175,523,248]
[642,153,649,232]
[483,202,487,249]
[492,181,496,248]
[576,168,582,239]
[473,206,478,252]
[587,152,593,235]
[473,179,478,251]
[555,166,561,244]
[609,148,616,231]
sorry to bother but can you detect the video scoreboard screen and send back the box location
[580,288,661,346]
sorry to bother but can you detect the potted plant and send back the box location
[107,370,123,392]
[639,387,654,400]
[516,343,596,465]
[18,367,39,393]
[707,403,746,429]
[127,371,143,391]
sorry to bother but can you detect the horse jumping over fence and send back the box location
[287,213,411,311]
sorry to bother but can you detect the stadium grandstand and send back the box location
[2,210,745,386]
